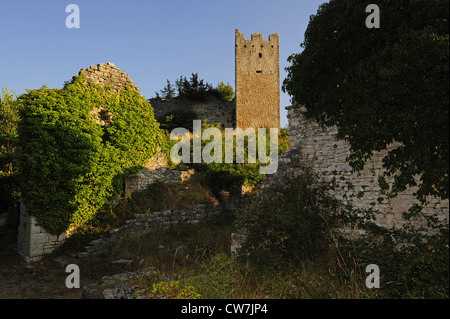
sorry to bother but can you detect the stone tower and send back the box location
[78,62,140,94]
[235,29,280,129]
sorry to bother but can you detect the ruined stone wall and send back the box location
[125,167,195,195]
[262,105,449,230]
[235,29,280,129]
[152,95,235,129]
[17,201,66,262]
[124,148,195,196]
[78,62,139,93]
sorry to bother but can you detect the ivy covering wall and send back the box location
[17,75,165,235]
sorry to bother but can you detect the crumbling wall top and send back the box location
[78,62,139,94]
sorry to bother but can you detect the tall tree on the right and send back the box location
[283,0,449,202]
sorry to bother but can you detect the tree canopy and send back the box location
[283,0,449,202]
[149,73,234,103]
[0,88,19,215]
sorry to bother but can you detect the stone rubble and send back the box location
[78,62,139,94]
[82,268,168,299]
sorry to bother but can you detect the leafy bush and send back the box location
[16,76,165,235]
[158,109,198,133]
[0,88,18,178]
[187,123,290,193]
[236,171,342,267]
[151,280,202,299]
[216,81,234,102]
[338,208,449,298]
[235,167,448,298]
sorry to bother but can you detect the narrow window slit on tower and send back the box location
[256,70,262,74]
[259,53,263,58]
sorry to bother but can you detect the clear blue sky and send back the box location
[0,0,327,128]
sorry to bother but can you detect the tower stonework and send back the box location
[235,29,280,129]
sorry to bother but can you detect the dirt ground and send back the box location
[0,229,98,299]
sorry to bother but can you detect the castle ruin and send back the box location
[21,30,448,263]
[152,29,281,130]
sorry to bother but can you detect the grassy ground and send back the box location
[49,208,377,299]
[0,181,372,299]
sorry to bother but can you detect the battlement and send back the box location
[235,29,279,44]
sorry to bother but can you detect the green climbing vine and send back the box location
[17,75,165,235]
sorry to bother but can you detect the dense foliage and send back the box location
[150,73,234,103]
[187,123,290,194]
[236,171,342,267]
[16,75,165,234]
[283,0,449,203]
[151,280,202,299]
[236,172,449,298]
[158,109,199,133]
[0,88,20,219]
[216,81,235,102]
[340,219,449,298]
